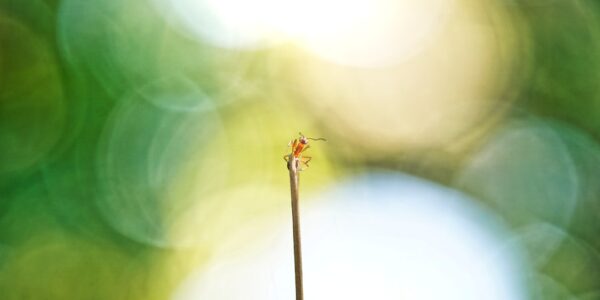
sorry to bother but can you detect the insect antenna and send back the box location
[299,132,327,142]
[307,137,327,142]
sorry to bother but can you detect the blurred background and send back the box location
[1,0,600,299]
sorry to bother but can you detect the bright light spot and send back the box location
[280,0,452,67]
[165,0,276,48]
[293,0,516,152]
[172,173,527,300]
[157,0,451,66]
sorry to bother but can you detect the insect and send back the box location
[284,132,326,169]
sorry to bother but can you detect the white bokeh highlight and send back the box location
[155,0,451,66]
[173,173,528,300]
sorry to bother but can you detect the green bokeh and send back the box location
[1,0,600,298]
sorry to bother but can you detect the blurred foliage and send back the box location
[0,0,599,299]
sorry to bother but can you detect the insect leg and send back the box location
[300,156,312,167]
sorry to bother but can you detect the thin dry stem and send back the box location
[287,155,303,300]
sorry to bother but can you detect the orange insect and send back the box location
[284,132,326,169]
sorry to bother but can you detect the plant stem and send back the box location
[287,156,303,300]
